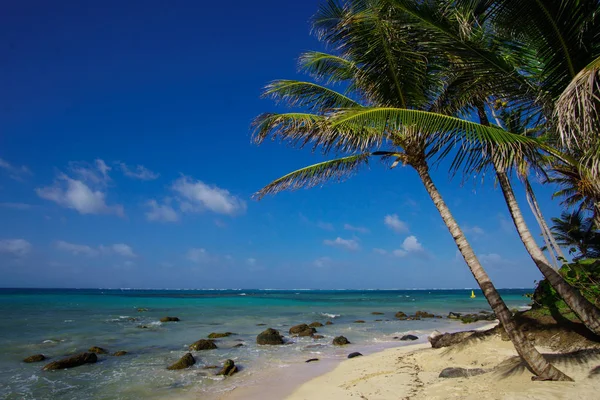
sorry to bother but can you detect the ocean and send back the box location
[0,288,531,399]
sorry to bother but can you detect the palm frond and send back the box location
[298,51,359,85]
[251,112,325,147]
[262,80,361,112]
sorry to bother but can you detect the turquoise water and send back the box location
[0,289,531,399]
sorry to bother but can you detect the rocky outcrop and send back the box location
[429,331,475,349]
[439,367,486,378]
[113,351,127,356]
[167,353,195,370]
[415,311,434,318]
[43,352,97,370]
[395,311,407,320]
[88,346,108,354]
[217,359,238,376]
[400,334,418,341]
[289,324,316,337]
[333,336,350,346]
[460,312,496,324]
[309,322,323,328]
[23,354,46,363]
[189,339,218,351]
[160,317,180,322]
[347,352,363,358]
[448,312,461,319]
[208,332,233,338]
[257,328,284,345]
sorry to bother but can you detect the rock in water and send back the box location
[439,367,486,378]
[347,352,363,359]
[88,346,108,354]
[309,322,323,328]
[113,351,127,356]
[43,352,97,370]
[372,312,385,315]
[354,320,366,323]
[415,311,434,318]
[333,336,350,346]
[167,353,195,370]
[395,311,407,320]
[400,335,419,341]
[305,358,319,363]
[325,321,334,325]
[448,312,461,319]
[217,359,238,376]
[289,324,316,337]
[23,354,46,363]
[257,328,284,345]
[160,316,180,322]
[208,332,233,338]
[312,335,325,339]
[189,339,218,351]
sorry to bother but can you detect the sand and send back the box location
[285,324,600,400]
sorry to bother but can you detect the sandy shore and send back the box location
[286,323,600,400]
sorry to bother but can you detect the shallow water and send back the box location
[0,288,531,399]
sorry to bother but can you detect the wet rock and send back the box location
[43,352,97,370]
[325,321,334,325]
[289,324,316,337]
[88,346,108,354]
[460,312,497,324]
[309,322,323,328]
[137,325,149,329]
[126,317,138,322]
[312,335,325,339]
[305,358,319,363]
[371,312,385,315]
[160,316,180,322]
[448,312,461,319]
[136,308,149,312]
[257,328,284,345]
[208,332,233,339]
[23,354,46,363]
[375,319,383,322]
[233,343,244,348]
[189,339,218,351]
[400,335,418,341]
[354,320,366,323]
[395,311,407,320]
[203,365,218,369]
[348,352,363,359]
[429,331,475,349]
[256,323,267,326]
[439,367,486,378]
[217,359,238,376]
[167,353,195,370]
[415,311,434,318]
[333,336,350,346]
[113,351,128,356]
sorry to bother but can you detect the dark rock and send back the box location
[289,324,316,337]
[325,321,334,325]
[448,312,461,319]
[395,311,407,320]
[348,352,363,359]
[23,354,46,363]
[400,335,419,341]
[354,320,366,323]
[371,312,385,315]
[233,343,244,348]
[460,313,496,324]
[309,322,324,328]
[43,352,97,370]
[256,323,267,326]
[435,315,443,318]
[88,346,108,354]
[429,331,475,349]
[208,332,233,339]
[415,311,434,318]
[137,325,149,329]
[312,335,325,339]
[439,367,486,378]
[167,353,195,370]
[113,351,128,357]
[126,317,138,322]
[305,358,319,363]
[160,316,180,322]
[137,308,149,312]
[375,319,383,322]
[333,336,350,346]
[217,359,238,376]
[189,339,218,351]
[257,328,284,345]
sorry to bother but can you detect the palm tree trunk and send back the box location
[413,162,572,381]
[524,180,560,268]
[497,171,600,336]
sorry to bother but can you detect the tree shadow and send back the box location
[493,349,600,379]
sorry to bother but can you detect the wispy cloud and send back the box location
[55,241,137,258]
[373,248,387,255]
[0,202,34,210]
[172,176,246,216]
[344,223,369,234]
[324,237,360,251]
[317,221,334,231]
[0,157,32,181]
[313,256,333,268]
[393,236,424,257]
[145,200,179,222]
[118,162,159,181]
[0,239,32,257]
[384,214,409,233]
[463,225,485,236]
[186,248,210,263]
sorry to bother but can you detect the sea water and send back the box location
[0,288,531,399]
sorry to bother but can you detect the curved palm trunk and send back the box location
[496,171,600,335]
[414,163,572,381]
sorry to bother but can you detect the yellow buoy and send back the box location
[470,290,476,299]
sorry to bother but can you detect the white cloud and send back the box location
[68,159,111,186]
[313,256,333,268]
[0,239,32,257]
[344,224,370,234]
[145,200,179,222]
[36,175,124,217]
[0,157,32,181]
[393,236,424,257]
[317,221,334,231]
[186,248,209,263]
[0,203,34,210]
[55,241,137,258]
[172,176,246,216]
[479,253,504,264]
[384,214,409,233]
[323,237,360,251]
[118,162,159,181]
[373,248,387,255]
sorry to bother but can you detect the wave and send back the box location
[320,312,340,319]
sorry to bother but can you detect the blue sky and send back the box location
[0,0,564,289]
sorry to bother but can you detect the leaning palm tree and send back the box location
[253,0,571,380]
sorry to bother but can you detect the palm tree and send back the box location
[253,0,571,381]
[549,211,600,261]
